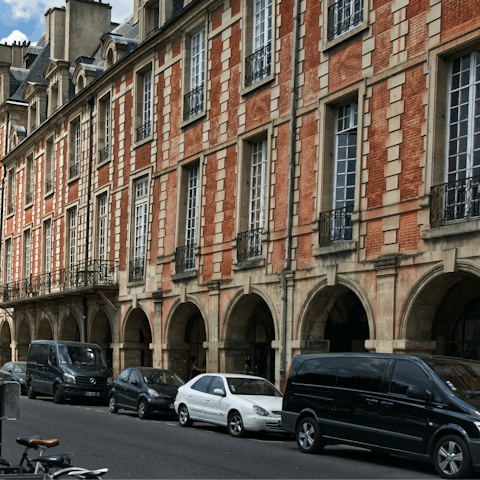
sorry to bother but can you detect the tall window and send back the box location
[182,166,199,270]
[184,30,205,120]
[24,230,32,279]
[105,100,111,153]
[99,99,111,163]
[139,72,152,140]
[46,140,54,193]
[7,169,15,215]
[327,0,364,40]
[70,121,80,178]
[26,155,35,204]
[5,239,12,284]
[443,51,480,221]
[69,208,77,268]
[44,219,52,275]
[245,0,272,86]
[98,195,108,274]
[131,178,148,280]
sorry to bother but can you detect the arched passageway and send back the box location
[17,318,31,361]
[61,315,80,342]
[223,293,276,383]
[300,284,370,354]
[0,321,11,365]
[123,308,152,369]
[165,302,207,382]
[90,309,113,369]
[37,317,53,340]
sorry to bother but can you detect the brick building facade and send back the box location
[0,0,478,385]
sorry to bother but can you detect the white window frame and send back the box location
[134,178,148,262]
[105,99,111,151]
[44,219,52,274]
[24,230,32,279]
[5,239,12,284]
[249,140,267,233]
[26,156,35,203]
[143,72,152,129]
[253,0,272,53]
[98,195,107,264]
[69,208,77,268]
[190,30,205,91]
[74,122,80,169]
[330,0,364,40]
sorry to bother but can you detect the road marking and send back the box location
[165,423,177,426]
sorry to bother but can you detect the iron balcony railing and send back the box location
[430,176,480,227]
[0,260,119,303]
[25,191,34,205]
[137,121,152,142]
[183,84,204,120]
[129,258,145,281]
[245,43,272,87]
[319,205,354,246]
[99,144,110,163]
[175,243,196,273]
[327,0,363,40]
[7,202,14,215]
[45,176,54,193]
[237,228,263,262]
[70,163,79,178]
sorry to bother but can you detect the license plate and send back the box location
[85,392,100,397]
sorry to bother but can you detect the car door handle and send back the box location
[366,398,378,405]
[381,401,393,407]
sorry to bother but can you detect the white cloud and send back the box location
[1,29,29,44]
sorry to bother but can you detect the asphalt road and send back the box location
[0,396,441,479]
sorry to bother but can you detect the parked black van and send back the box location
[26,340,112,404]
[281,353,480,479]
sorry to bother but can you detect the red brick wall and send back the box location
[365,217,383,259]
[135,142,151,170]
[371,1,393,74]
[441,0,480,44]
[398,210,419,253]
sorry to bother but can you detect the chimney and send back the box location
[45,7,66,60]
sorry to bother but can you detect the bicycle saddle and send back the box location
[16,436,42,447]
[29,455,70,468]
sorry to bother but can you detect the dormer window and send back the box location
[105,48,114,69]
[144,0,159,38]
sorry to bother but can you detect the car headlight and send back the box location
[64,373,76,384]
[18,378,25,384]
[253,405,270,417]
[107,377,113,386]
[148,388,160,398]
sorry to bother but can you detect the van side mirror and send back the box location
[213,388,226,397]
[407,386,430,402]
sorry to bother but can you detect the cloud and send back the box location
[1,29,29,44]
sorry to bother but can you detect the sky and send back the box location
[0,0,133,45]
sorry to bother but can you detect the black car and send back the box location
[109,367,184,419]
[0,362,27,394]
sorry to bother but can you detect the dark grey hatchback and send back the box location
[109,367,184,419]
[281,353,480,479]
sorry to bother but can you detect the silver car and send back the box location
[174,373,283,437]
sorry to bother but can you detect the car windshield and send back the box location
[57,345,107,367]
[141,369,184,387]
[226,377,282,396]
[425,358,480,395]
[14,364,26,373]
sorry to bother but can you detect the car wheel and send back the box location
[178,404,193,427]
[109,395,118,414]
[53,386,63,404]
[27,382,36,400]
[433,435,473,479]
[227,411,246,438]
[296,417,324,454]
[138,399,149,420]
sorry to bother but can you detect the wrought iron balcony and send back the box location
[245,43,272,87]
[99,144,110,163]
[237,228,263,262]
[7,202,14,215]
[319,205,354,246]
[175,243,196,273]
[430,176,480,227]
[25,191,34,205]
[45,177,54,193]
[129,258,145,281]
[137,121,152,141]
[327,0,363,40]
[0,260,119,305]
[70,163,79,178]
[183,84,204,120]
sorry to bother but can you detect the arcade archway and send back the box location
[90,309,113,370]
[123,308,152,368]
[61,315,80,341]
[0,321,11,365]
[17,318,31,361]
[37,317,53,340]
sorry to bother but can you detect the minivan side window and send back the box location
[295,357,343,386]
[336,357,388,392]
[390,360,431,396]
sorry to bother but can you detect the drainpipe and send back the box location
[280,0,300,389]
[83,96,94,343]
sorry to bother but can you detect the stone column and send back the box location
[152,290,163,368]
[206,282,220,373]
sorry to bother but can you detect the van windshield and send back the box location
[57,345,107,367]
[425,358,480,395]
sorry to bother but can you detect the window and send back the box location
[336,357,387,392]
[143,0,159,38]
[129,369,142,385]
[327,0,364,40]
[137,69,153,142]
[68,208,77,271]
[208,376,225,394]
[131,177,148,281]
[7,168,15,215]
[118,369,130,383]
[192,375,212,392]
[44,219,52,275]
[45,139,55,194]
[295,357,343,387]
[389,360,431,397]
[26,155,35,205]
[441,51,480,222]
[24,230,32,280]
[183,29,205,121]
[5,239,12,284]
[245,0,272,87]
[70,121,81,179]
[97,195,108,280]
[99,97,111,163]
